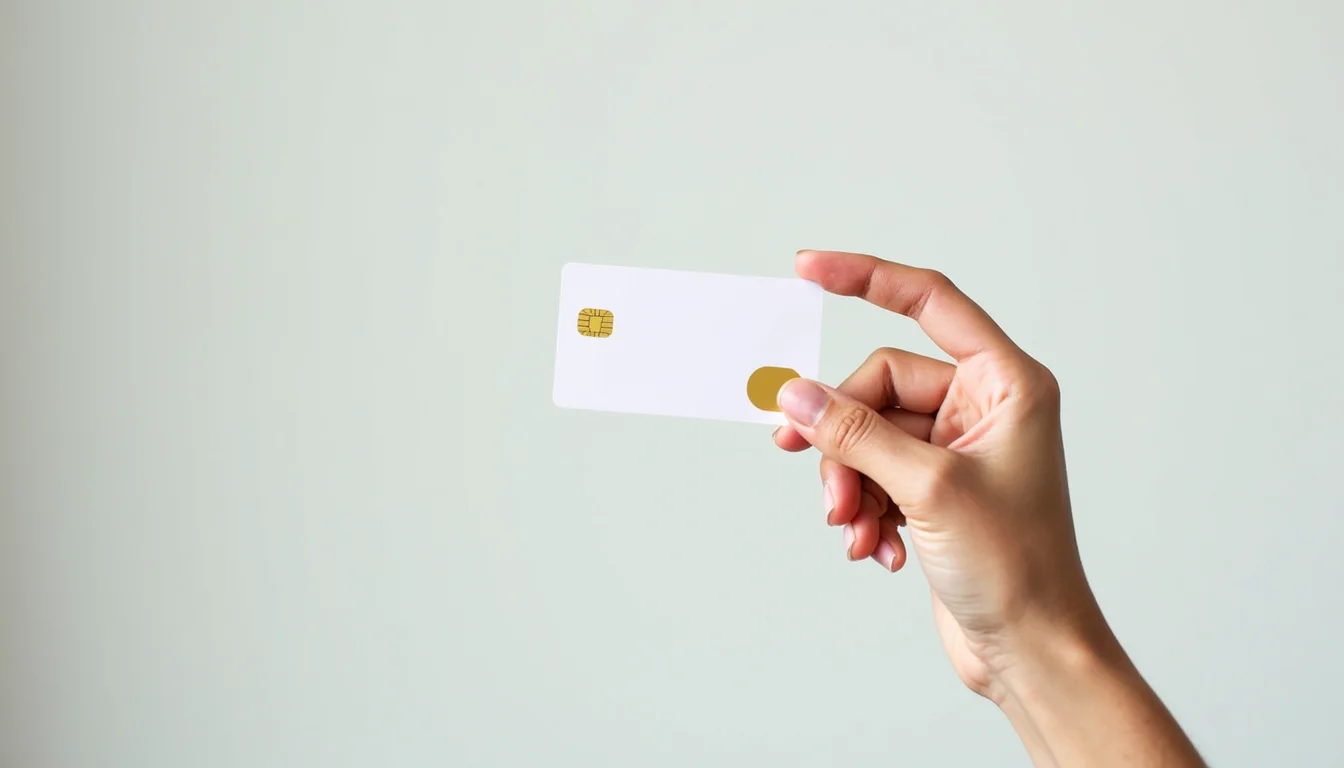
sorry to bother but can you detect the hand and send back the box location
[773,251,1204,766]
[773,250,1097,700]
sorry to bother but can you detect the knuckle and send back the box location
[909,269,954,317]
[1022,360,1062,409]
[829,403,881,455]
[845,348,902,407]
[862,347,903,381]
[1037,365,1062,402]
[998,355,1061,410]
[922,268,954,288]
[817,456,840,483]
[860,473,888,505]
[868,345,902,373]
[867,347,897,365]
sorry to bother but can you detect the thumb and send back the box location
[777,378,941,507]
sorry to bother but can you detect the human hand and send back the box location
[773,250,1097,701]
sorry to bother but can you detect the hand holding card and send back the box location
[551,251,1205,766]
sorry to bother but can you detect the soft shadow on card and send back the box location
[552,263,823,425]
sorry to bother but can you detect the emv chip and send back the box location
[577,308,614,338]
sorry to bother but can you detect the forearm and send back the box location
[992,611,1205,767]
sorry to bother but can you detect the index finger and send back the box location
[795,250,1017,362]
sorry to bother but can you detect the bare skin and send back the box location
[773,250,1205,767]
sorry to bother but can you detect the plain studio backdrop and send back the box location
[3,2,1342,766]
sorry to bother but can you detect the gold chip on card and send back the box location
[577,308,614,338]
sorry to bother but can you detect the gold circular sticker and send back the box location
[746,366,801,411]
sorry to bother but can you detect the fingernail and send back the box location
[823,484,836,525]
[778,379,829,427]
[843,523,856,560]
[874,541,899,572]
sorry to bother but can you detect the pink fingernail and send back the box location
[778,379,829,427]
[874,541,899,572]
[823,484,836,524]
[843,524,856,559]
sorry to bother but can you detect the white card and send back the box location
[552,263,823,424]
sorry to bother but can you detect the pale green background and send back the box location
[3,2,1343,766]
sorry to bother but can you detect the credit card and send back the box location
[552,263,823,424]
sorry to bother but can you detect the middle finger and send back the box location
[775,347,954,452]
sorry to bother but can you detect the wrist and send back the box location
[984,592,1128,709]
[980,600,1205,767]
[994,616,1125,706]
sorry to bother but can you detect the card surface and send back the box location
[552,263,823,424]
